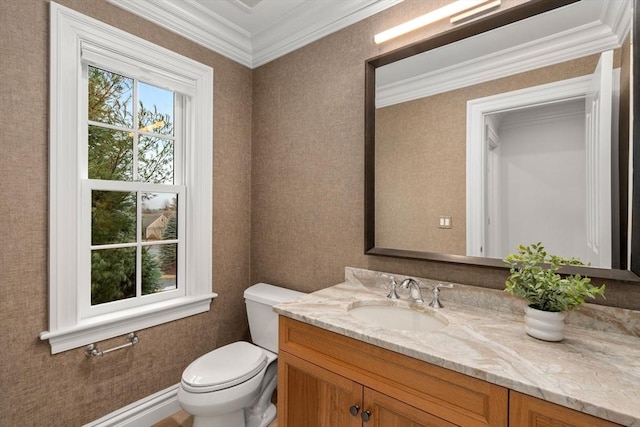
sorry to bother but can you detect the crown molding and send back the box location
[106,0,402,68]
[377,20,623,108]
[107,0,253,66]
[251,0,403,67]
[601,0,632,44]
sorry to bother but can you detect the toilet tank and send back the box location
[244,283,305,353]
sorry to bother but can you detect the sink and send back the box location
[348,303,448,332]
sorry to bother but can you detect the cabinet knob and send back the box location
[361,410,371,422]
[349,405,360,416]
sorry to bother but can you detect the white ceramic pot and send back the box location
[524,306,566,342]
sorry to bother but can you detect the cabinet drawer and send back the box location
[279,317,508,427]
[509,391,621,426]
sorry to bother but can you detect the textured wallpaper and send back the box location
[1,0,639,425]
[250,0,640,309]
[1,0,252,424]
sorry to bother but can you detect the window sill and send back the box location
[39,293,217,354]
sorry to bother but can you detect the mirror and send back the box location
[365,0,639,281]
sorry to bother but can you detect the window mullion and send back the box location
[136,190,142,298]
[80,180,92,320]
[133,78,139,181]
[87,179,183,193]
[174,93,184,185]
[141,239,179,246]
[90,242,138,251]
[87,119,137,136]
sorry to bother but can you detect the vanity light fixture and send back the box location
[374,0,496,44]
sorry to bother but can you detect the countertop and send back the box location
[274,267,640,426]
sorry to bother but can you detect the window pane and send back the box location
[92,190,137,245]
[88,66,133,128]
[88,125,134,180]
[143,244,177,295]
[138,81,174,136]
[139,136,174,184]
[91,247,136,305]
[141,194,177,241]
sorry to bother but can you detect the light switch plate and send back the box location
[439,216,452,229]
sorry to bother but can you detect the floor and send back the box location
[152,410,277,427]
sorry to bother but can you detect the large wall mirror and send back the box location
[365,0,640,281]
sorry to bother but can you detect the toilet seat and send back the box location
[181,342,268,393]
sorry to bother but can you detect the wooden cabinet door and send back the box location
[278,351,362,427]
[509,392,620,427]
[363,388,457,427]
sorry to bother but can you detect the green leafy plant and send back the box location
[504,242,605,312]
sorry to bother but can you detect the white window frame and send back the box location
[41,2,216,354]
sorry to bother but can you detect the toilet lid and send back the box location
[181,342,268,393]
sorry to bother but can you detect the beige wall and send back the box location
[2,0,640,425]
[250,0,640,309]
[1,0,252,424]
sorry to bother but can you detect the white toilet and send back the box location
[178,283,304,427]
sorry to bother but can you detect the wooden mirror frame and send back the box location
[364,0,640,282]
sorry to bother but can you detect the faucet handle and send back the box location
[429,283,453,308]
[385,275,400,299]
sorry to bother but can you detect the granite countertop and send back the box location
[274,267,640,426]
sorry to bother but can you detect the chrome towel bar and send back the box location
[84,332,139,357]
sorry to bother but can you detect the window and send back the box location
[84,66,185,316]
[41,3,215,354]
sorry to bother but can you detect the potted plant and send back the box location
[504,242,605,341]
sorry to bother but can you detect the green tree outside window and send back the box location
[88,66,176,305]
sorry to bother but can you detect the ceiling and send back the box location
[106,0,403,68]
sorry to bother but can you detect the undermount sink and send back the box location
[348,303,448,332]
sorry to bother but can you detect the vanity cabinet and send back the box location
[278,317,508,427]
[278,317,624,427]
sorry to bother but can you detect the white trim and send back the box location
[106,0,253,68]
[81,42,198,96]
[84,383,181,427]
[498,101,587,130]
[465,75,592,257]
[45,3,214,354]
[40,295,216,354]
[105,0,403,68]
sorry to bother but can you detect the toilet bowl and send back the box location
[177,283,304,427]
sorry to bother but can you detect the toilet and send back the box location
[177,283,305,427]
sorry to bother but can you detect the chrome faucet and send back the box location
[400,278,424,303]
[428,283,454,308]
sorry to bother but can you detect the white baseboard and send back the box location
[84,383,182,427]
